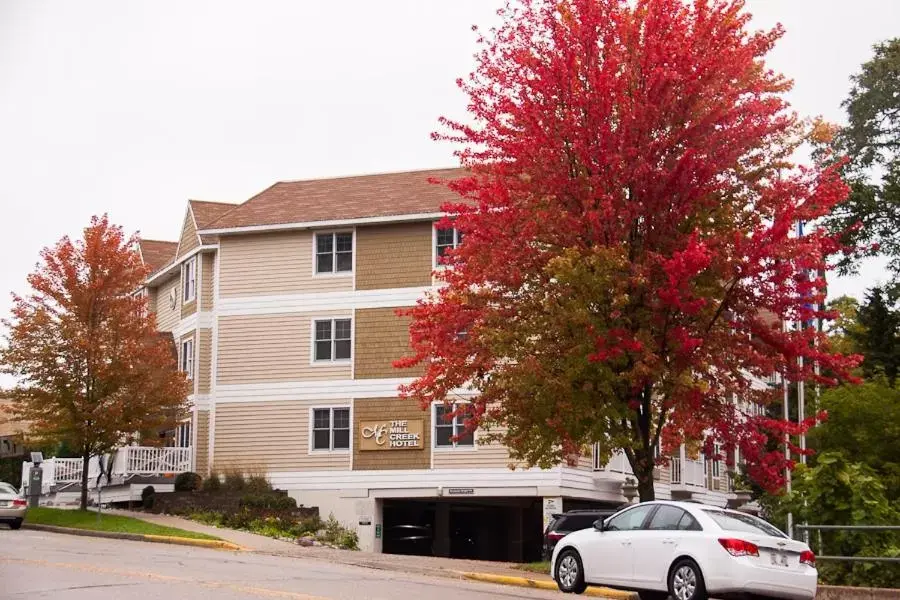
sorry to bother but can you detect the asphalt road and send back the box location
[0,529,564,600]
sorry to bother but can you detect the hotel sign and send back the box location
[360,419,424,451]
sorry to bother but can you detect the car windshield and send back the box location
[0,482,18,495]
[703,509,786,538]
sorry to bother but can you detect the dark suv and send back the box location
[542,508,621,560]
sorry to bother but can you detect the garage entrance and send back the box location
[381,497,543,562]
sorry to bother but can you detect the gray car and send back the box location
[0,481,26,529]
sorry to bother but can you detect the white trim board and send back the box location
[267,466,562,491]
[218,287,434,317]
[214,378,477,403]
[172,312,214,339]
[199,212,445,236]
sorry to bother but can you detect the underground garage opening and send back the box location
[381,497,544,562]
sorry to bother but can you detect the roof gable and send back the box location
[138,239,177,276]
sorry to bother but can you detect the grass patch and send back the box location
[514,561,551,574]
[26,507,220,541]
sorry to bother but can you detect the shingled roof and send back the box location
[189,200,237,228]
[201,167,464,232]
[138,240,178,275]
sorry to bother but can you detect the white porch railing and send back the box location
[593,447,634,474]
[21,446,193,494]
[121,446,192,476]
[670,446,708,488]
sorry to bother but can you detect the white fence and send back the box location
[21,446,193,494]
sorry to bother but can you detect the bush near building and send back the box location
[136,471,358,550]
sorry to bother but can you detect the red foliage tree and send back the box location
[398,0,859,501]
[1,216,189,509]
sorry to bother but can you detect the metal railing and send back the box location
[794,525,900,564]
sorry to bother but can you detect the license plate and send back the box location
[770,551,789,567]
[0,501,9,508]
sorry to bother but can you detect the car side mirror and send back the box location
[593,519,606,532]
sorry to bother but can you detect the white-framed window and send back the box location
[434,403,475,448]
[704,443,722,478]
[315,231,353,274]
[175,420,192,448]
[180,337,195,380]
[182,257,197,302]
[434,226,463,266]
[311,407,350,451]
[313,318,352,362]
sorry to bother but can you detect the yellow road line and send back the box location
[1,556,329,600]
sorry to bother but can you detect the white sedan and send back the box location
[551,500,816,600]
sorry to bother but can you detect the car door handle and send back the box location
[662,539,676,545]
[620,541,632,546]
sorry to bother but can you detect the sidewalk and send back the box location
[105,510,633,597]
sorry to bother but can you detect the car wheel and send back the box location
[668,559,707,600]
[10,519,23,530]
[555,548,588,594]
[638,592,670,600]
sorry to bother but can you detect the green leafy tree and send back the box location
[850,287,900,385]
[812,381,900,500]
[775,453,900,588]
[825,39,900,285]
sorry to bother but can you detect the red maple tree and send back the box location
[398,0,859,501]
[1,216,189,509]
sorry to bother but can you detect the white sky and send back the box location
[0,0,898,378]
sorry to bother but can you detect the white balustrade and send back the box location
[21,446,192,494]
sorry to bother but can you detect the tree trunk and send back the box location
[79,451,90,510]
[636,466,656,502]
[629,446,657,502]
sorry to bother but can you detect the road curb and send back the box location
[23,523,245,551]
[459,572,635,598]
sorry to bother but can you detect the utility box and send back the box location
[28,466,43,508]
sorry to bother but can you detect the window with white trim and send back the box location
[182,257,197,302]
[315,232,353,273]
[312,407,350,451]
[435,227,463,265]
[314,318,352,362]
[434,403,474,448]
[180,337,195,380]
[175,420,192,448]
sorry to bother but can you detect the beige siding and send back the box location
[201,252,215,310]
[219,231,353,297]
[195,411,209,475]
[154,276,180,332]
[217,312,352,384]
[177,209,200,259]
[432,422,516,470]
[213,400,350,472]
[354,308,421,379]
[197,328,212,394]
[356,222,432,290]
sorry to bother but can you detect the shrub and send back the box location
[223,471,246,492]
[246,475,271,493]
[239,493,297,511]
[174,471,202,492]
[201,473,221,492]
[141,485,155,509]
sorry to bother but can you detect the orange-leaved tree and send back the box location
[1,215,189,509]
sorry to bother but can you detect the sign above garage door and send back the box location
[360,419,424,451]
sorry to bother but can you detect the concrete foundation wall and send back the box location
[286,489,382,553]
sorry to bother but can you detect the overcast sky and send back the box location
[1,1,897,347]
